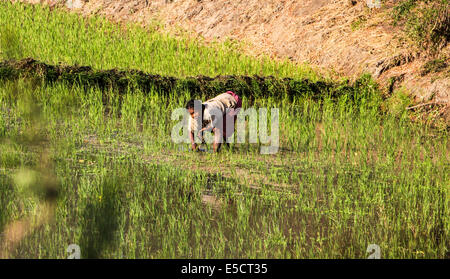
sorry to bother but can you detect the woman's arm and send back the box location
[188,117,198,150]
[189,131,197,150]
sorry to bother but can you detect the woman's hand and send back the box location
[197,129,202,141]
[197,127,208,141]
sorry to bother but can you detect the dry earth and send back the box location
[14,0,450,110]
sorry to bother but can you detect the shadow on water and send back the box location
[0,175,14,235]
[79,175,123,259]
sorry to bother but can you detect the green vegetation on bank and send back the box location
[391,0,449,55]
[0,1,319,80]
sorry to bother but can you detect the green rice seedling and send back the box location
[0,1,448,259]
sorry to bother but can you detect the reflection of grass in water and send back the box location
[0,78,447,258]
[0,174,14,234]
[0,81,59,258]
